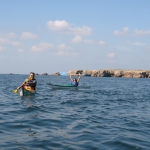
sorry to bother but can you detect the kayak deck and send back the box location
[47,83,90,89]
[19,88,36,96]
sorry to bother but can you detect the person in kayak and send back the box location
[16,72,37,91]
[70,74,81,86]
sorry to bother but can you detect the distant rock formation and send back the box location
[67,70,150,78]
[50,72,60,76]
[42,73,48,75]
[9,73,18,75]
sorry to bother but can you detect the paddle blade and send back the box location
[13,89,18,93]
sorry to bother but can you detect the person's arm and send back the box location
[17,81,26,90]
[77,74,81,83]
[70,75,73,81]
[17,77,30,90]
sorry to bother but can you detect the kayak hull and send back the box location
[47,83,90,89]
[19,88,36,96]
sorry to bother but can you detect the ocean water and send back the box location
[0,74,150,150]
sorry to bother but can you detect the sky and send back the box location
[0,0,150,74]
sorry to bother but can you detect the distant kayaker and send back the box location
[70,74,81,86]
[16,72,37,91]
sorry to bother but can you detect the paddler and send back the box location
[70,74,81,86]
[16,72,37,92]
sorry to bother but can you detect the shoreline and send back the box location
[7,69,150,78]
[67,69,150,78]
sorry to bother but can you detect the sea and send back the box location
[0,74,150,150]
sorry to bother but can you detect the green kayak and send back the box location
[47,83,90,89]
[19,88,36,97]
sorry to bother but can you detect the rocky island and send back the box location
[67,69,150,78]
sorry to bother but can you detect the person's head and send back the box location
[30,72,35,79]
[73,78,77,82]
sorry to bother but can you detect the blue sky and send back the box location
[0,0,150,74]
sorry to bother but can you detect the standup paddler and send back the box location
[70,74,81,87]
[16,72,37,92]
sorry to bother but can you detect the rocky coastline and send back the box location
[9,69,150,78]
[67,69,150,78]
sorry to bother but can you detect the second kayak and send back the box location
[46,83,90,89]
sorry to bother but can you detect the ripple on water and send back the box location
[1,75,150,149]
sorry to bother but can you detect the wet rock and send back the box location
[50,72,60,76]
[42,73,48,75]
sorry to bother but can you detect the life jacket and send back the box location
[24,77,36,91]
[28,79,36,86]
[71,81,78,86]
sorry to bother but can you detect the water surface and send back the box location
[0,74,150,150]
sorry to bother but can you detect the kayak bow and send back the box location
[19,88,36,96]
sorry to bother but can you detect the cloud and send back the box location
[135,29,150,35]
[0,33,16,45]
[71,35,83,43]
[47,20,92,35]
[31,42,53,52]
[47,20,69,31]
[0,46,4,52]
[7,32,16,38]
[11,41,21,46]
[0,38,9,44]
[115,46,131,51]
[113,27,129,36]
[55,43,78,56]
[83,39,94,44]
[107,53,115,58]
[18,49,24,52]
[54,51,79,56]
[98,40,106,45]
[57,44,73,51]
[114,27,150,36]
[57,43,71,50]
[132,42,146,46]
[71,35,94,44]
[21,32,38,39]
[0,32,16,39]
[125,41,146,47]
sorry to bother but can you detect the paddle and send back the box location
[13,82,25,93]
[13,74,33,93]
[13,89,18,93]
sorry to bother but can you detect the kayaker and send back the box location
[16,72,37,91]
[70,74,81,86]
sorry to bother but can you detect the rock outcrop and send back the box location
[42,73,48,75]
[50,72,60,76]
[67,70,150,78]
